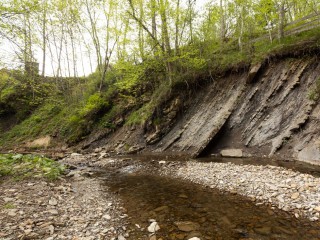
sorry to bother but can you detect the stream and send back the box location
[92,156,320,240]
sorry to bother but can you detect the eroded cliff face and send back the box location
[85,55,320,165]
[153,73,247,157]
[203,57,320,164]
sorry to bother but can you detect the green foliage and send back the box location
[0,100,64,145]
[79,93,109,118]
[112,58,165,93]
[0,154,65,180]
[253,28,320,63]
[126,108,147,125]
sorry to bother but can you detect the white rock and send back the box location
[117,235,126,240]
[3,197,14,202]
[94,147,102,153]
[291,192,300,199]
[48,209,59,215]
[99,153,108,159]
[71,153,82,156]
[314,206,320,212]
[188,238,201,240]
[49,198,58,206]
[220,149,243,158]
[103,214,111,220]
[7,209,17,216]
[147,222,160,233]
[48,225,55,235]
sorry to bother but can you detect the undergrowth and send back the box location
[0,154,65,181]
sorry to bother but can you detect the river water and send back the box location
[96,156,320,240]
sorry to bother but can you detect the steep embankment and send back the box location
[88,54,320,165]
[153,73,247,157]
[204,56,320,164]
[2,53,319,165]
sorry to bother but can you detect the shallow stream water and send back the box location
[97,156,320,240]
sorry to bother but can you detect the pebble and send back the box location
[49,198,58,206]
[291,192,300,199]
[8,210,17,217]
[174,221,200,232]
[48,209,58,215]
[148,222,160,233]
[103,214,112,220]
[3,197,14,202]
[0,158,126,240]
[117,234,126,240]
[173,161,320,221]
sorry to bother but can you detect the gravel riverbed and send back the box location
[167,160,320,222]
[65,153,320,223]
[1,152,320,239]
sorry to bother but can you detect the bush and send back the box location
[79,93,109,118]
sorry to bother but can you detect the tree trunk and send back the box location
[159,0,171,55]
[138,0,145,60]
[151,0,157,44]
[41,0,47,77]
[175,0,180,55]
[278,2,285,40]
[220,0,226,43]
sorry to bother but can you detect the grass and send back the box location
[253,28,320,62]
[3,203,15,209]
[0,153,65,181]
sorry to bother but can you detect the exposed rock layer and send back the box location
[85,56,320,164]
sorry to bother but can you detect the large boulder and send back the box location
[220,149,243,158]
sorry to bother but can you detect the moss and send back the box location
[3,203,15,209]
[308,77,320,101]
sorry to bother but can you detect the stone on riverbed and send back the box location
[174,221,200,232]
[220,149,243,158]
[254,226,272,235]
[148,222,160,233]
[173,161,320,221]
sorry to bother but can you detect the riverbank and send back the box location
[164,160,320,222]
[62,153,320,223]
[0,165,128,239]
[1,153,320,239]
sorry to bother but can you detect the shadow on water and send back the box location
[98,158,320,240]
